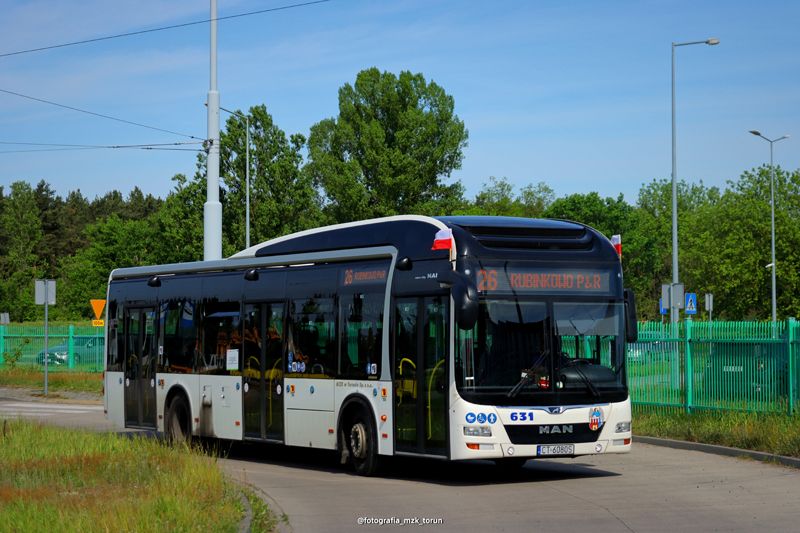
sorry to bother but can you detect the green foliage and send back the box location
[218,105,322,251]
[59,214,161,318]
[0,182,42,321]
[307,67,468,222]
[463,177,554,217]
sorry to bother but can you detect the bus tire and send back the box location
[165,394,192,445]
[347,412,379,476]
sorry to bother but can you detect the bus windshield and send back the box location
[456,298,627,405]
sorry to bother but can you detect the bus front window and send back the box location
[456,299,627,405]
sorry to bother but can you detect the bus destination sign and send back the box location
[477,267,611,294]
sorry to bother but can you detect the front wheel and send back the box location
[348,413,379,476]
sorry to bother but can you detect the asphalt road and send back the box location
[3,393,799,533]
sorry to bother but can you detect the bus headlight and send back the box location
[463,426,492,437]
[615,421,631,433]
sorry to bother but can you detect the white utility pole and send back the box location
[204,0,222,260]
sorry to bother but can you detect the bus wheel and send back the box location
[166,395,192,445]
[348,413,378,476]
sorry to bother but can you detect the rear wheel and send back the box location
[347,412,379,476]
[165,395,192,444]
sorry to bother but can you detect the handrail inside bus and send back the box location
[427,358,446,439]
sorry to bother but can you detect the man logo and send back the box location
[539,425,573,435]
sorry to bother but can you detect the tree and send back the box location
[153,174,206,263]
[219,105,322,252]
[307,68,468,222]
[59,214,161,318]
[464,177,553,217]
[0,182,43,321]
[680,167,800,319]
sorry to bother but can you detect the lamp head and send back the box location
[749,130,762,137]
[706,38,720,45]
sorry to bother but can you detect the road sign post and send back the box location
[35,279,56,396]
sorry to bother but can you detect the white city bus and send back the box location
[104,215,637,475]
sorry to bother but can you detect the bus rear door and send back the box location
[124,307,157,429]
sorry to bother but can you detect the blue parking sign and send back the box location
[685,293,697,315]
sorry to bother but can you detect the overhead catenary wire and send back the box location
[0,0,332,59]
[0,141,203,154]
[0,140,202,148]
[0,88,203,140]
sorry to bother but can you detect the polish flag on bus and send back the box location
[611,234,622,258]
[431,228,454,250]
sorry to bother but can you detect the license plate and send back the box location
[537,444,574,456]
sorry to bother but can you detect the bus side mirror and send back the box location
[439,271,478,330]
[624,289,638,343]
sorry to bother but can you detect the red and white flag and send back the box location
[431,228,453,251]
[611,234,622,258]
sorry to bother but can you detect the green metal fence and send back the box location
[0,325,105,372]
[1,319,798,415]
[628,318,798,415]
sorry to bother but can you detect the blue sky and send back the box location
[1,0,798,205]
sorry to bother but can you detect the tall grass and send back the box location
[0,420,270,532]
[0,368,102,394]
[634,406,800,458]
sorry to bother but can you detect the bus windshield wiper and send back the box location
[507,368,534,398]
[563,359,600,398]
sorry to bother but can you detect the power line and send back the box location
[0,140,201,148]
[0,0,332,59]
[0,88,203,140]
[0,140,203,154]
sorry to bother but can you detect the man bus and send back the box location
[104,215,636,475]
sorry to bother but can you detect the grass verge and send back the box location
[0,367,102,394]
[0,420,277,532]
[634,406,800,458]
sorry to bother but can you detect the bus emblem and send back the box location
[589,408,603,431]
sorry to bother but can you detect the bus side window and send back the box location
[201,302,241,374]
[340,291,383,379]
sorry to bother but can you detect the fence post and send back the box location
[685,317,693,413]
[788,317,796,416]
[68,324,75,369]
[0,325,5,365]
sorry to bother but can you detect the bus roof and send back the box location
[111,215,618,280]
[233,215,616,262]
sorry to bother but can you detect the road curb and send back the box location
[635,435,800,469]
[230,476,293,533]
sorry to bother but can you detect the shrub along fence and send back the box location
[1,319,798,415]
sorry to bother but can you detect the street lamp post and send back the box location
[749,130,789,333]
[220,105,251,249]
[671,37,719,324]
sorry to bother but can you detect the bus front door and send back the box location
[394,296,449,457]
[123,307,157,429]
[243,303,284,441]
